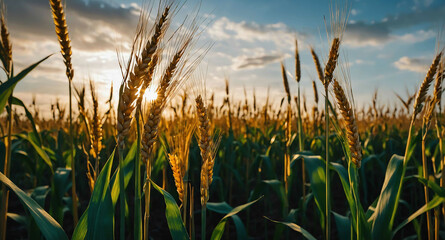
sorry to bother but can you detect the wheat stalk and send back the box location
[49,0,78,225]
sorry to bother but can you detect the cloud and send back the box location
[344,3,444,47]
[207,17,308,48]
[5,0,140,52]
[394,56,430,73]
[233,53,283,70]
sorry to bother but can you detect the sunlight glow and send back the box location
[144,87,158,102]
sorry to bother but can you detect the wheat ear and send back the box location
[49,0,73,81]
[168,154,184,201]
[0,7,11,75]
[311,48,324,84]
[332,79,362,168]
[324,38,340,87]
[413,52,443,117]
[117,7,170,150]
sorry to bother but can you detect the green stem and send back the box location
[69,81,78,226]
[134,110,142,240]
[325,86,330,240]
[119,149,126,240]
[422,133,432,240]
[347,162,360,240]
[297,83,306,209]
[144,160,152,240]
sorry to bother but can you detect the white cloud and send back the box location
[344,29,435,47]
[394,56,430,73]
[207,17,307,48]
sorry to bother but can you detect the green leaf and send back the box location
[0,172,68,240]
[417,177,445,197]
[264,217,316,240]
[262,180,288,214]
[333,212,351,240]
[71,207,88,240]
[299,154,326,229]
[392,195,445,237]
[11,97,41,145]
[150,179,189,240]
[209,196,262,240]
[370,154,404,239]
[207,202,233,214]
[72,149,116,240]
[86,148,116,240]
[17,132,53,174]
[330,162,369,237]
[50,168,71,224]
[0,55,51,114]
[111,142,137,206]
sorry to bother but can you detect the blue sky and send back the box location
[4,0,445,115]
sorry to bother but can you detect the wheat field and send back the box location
[0,0,444,239]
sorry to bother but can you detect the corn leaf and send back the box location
[264,217,316,240]
[0,55,51,114]
[150,179,189,240]
[0,172,68,240]
[370,154,404,239]
[209,196,262,240]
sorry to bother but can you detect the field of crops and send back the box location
[0,0,444,239]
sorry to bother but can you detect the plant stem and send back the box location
[297,83,306,206]
[118,149,126,240]
[134,109,142,240]
[421,135,432,240]
[190,184,194,240]
[0,96,13,240]
[434,209,439,240]
[325,86,330,240]
[202,203,206,240]
[68,81,78,226]
[284,104,291,195]
[144,159,152,240]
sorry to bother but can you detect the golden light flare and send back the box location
[144,86,158,102]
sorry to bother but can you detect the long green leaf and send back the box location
[151,179,189,240]
[264,217,316,240]
[0,172,68,240]
[50,168,71,224]
[392,195,445,236]
[111,142,137,205]
[209,196,262,240]
[17,133,53,173]
[72,149,116,240]
[86,148,115,240]
[299,154,326,229]
[0,55,51,114]
[333,212,351,240]
[370,154,404,239]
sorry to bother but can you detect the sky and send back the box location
[4,0,445,116]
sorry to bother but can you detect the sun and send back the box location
[143,87,158,102]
